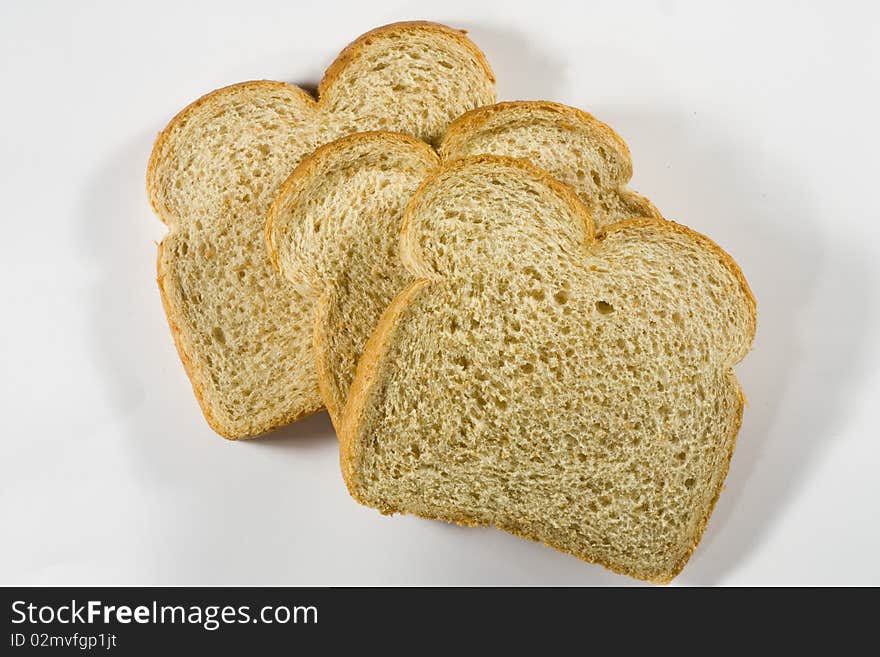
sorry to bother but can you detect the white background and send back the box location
[2,0,879,586]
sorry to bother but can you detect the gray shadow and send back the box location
[247,410,335,450]
[590,106,878,583]
[453,21,566,101]
[288,81,318,99]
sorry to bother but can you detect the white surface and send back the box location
[1,0,879,586]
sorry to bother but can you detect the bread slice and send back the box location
[338,157,755,582]
[146,22,495,438]
[269,103,658,428]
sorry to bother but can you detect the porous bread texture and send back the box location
[339,156,756,583]
[267,133,441,426]
[269,103,659,429]
[440,101,661,229]
[147,22,496,438]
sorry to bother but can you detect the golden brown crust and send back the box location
[619,189,664,221]
[319,21,495,99]
[155,239,225,435]
[313,288,343,434]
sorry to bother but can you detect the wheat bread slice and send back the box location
[146,22,495,438]
[335,156,755,582]
[269,103,658,428]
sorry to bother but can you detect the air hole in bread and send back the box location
[211,326,226,345]
[595,300,614,314]
[523,266,541,281]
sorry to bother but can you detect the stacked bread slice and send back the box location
[148,22,755,581]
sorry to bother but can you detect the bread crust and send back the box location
[320,21,495,99]
[338,155,757,582]
[147,23,495,438]
[312,289,342,434]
